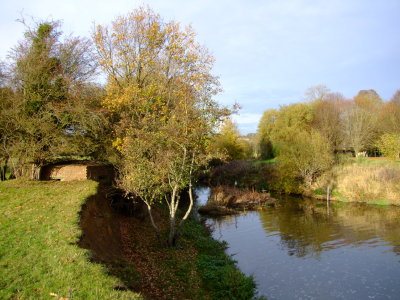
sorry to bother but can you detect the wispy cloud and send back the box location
[1,0,399,134]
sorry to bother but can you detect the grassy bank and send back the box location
[110,199,259,299]
[0,179,258,299]
[209,158,400,206]
[0,179,141,299]
[315,158,400,205]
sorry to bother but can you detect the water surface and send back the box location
[197,188,400,299]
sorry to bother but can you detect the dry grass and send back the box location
[198,185,276,216]
[334,162,400,205]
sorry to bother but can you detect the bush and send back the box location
[210,160,260,188]
[376,133,400,160]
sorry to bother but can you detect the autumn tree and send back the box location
[94,7,226,246]
[210,119,250,160]
[378,93,400,135]
[277,129,334,188]
[270,103,313,146]
[340,91,383,156]
[376,133,400,160]
[391,90,400,103]
[304,84,331,102]
[354,89,382,111]
[311,92,345,150]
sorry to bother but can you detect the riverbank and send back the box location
[209,158,400,206]
[198,185,277,216]
[311,158,400,205]
[0,179,258,299]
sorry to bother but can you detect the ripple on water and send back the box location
[196,188,400,300]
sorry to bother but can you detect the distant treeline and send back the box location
[257,86,400,160]
[211,86,400,191]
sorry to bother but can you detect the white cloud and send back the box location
[1,0,399,133]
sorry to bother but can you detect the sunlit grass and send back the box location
[0,179,141,299]
[333,160,400,205]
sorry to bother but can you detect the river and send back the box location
[195,187,400,300]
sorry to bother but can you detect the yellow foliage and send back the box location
[112,137,124,152]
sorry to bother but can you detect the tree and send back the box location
[0,62,15,180]
[94,7,226,246]
[354,89,382,111]
[311,93,345,150]
[8,20,100,178]
[277,129,334,188]
[270,103,313,145]
[210,119,249,160]
[304,85,331,102]
[377,90,400,137]
[342,100,378,155]
[379,100,400,135]
[257,109,278,159]
[391,90,400,104]
[376,133,400,160]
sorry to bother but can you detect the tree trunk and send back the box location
[167,186,179,247]
[168,215,176,247]
[145,203,163,247]
[1,157,9,181]
[31,163,41,180]
[0,164,5,181]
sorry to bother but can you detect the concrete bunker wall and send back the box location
[40,162,115,183]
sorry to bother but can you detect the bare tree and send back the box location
[304,85,331,102]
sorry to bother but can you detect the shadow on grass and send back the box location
[78,183,144,293]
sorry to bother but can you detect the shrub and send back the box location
[210,160,260,188]
[376,133,400,160]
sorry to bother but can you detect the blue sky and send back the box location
[1,0,399,134]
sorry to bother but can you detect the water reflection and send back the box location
[260,196,400,258]
[208,195,400,258]
[200,189,400,299]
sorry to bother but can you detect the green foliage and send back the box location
[0,180,141,299]
[272,103,313,141]
[277,129,334,188]
[257,109,279,159]
[211,119,251,160]
[256,103,314,162]
[1,20,109,178]
[16,22,66,111]
[95,7,228,246]
[376,133,400,160]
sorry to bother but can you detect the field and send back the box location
[0,179,141,299]
[313,158,400,205]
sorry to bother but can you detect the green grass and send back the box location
[353,157,400,165]
[313,188,326,195]
[182,220,260,300]
[0,179,141,300]
[368,199,389,206]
